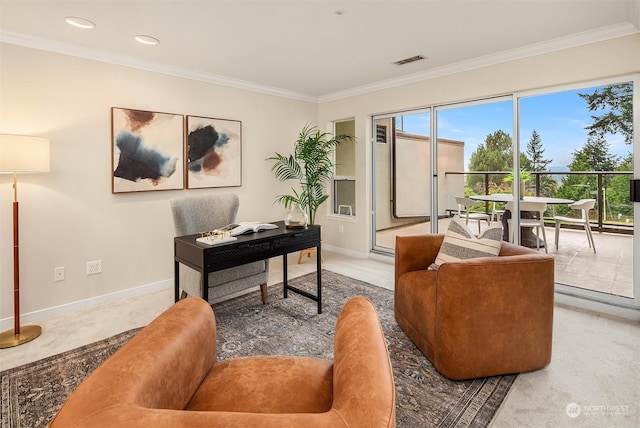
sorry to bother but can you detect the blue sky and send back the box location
[399,84,632,170]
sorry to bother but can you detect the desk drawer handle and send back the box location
[293,233,304,237]
[238,244,250,249]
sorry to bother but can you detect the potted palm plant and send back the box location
[268,124,353,226]
[505,169,532,196]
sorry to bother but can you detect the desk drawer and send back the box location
[210,241,271,263]
[273,228,320,249]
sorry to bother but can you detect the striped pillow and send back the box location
[429,216,502,270]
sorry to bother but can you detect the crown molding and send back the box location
[318,22,639,103]
[1,22,637,106]
[0,30,318,103]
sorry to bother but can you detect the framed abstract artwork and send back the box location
[186,116,242,189]
[111,107,184,193]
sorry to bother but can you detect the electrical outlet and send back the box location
[54,266,65,282]
[86,260,102,275]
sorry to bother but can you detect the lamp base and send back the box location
[0,325,42,348]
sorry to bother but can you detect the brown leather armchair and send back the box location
[50,296,396,428]
[395,234,554,380]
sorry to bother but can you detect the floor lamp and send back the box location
[0,134,50,348]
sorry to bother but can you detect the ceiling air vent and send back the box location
[393,55,426,66]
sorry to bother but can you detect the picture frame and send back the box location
[186,116,242,189]
[111,107,184,193]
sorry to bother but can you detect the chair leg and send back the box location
[540,224,548,253]
[260,283,268,304]
[298,247,324,263]
[508,220,516,244]
[585,224,596,253]
[554,221,561,249]
[534,227,540,251]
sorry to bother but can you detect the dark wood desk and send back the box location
[174,221,323,313]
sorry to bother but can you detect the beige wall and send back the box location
[0,43,316,322]
[317,34,640,254]
[373,129,464,231]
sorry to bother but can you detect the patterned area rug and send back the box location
[1,329,141,428]
[1,270,515,427]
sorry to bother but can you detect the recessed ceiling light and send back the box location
[65,16,96,29]
[134,35,160,45]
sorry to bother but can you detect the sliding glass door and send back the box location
[435,98,514,235]
[518,80,635,301]
[372,111,431,252]
[370,75,637,310]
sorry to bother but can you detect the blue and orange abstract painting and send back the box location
[111,108,184,193]
[186,116,241,189]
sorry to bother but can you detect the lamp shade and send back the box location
[0,134,50,173]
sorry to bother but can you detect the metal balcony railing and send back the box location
[445,170,634,234]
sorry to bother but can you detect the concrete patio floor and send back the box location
[376,218,634,299]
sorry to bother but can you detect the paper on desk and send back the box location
[196,236,238,246]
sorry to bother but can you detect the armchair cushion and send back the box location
[430,216,502,270]
[188,356,333,413]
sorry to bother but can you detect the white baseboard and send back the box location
[322,244,369,259]
[0,279,173,331]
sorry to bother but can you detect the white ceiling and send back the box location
[1,1,638,101]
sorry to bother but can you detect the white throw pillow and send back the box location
[429,216,502,270]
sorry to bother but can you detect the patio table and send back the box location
[469,194,574,247]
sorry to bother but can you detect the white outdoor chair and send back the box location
[455,196,491,235]
[553,199,596,253]
[506,200,548,253]
[491,201,505,224]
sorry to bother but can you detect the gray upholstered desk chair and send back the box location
[170,194,269,304]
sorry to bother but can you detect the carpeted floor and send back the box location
[1,270,515,427]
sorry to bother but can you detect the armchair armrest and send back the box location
[332,296,396,427]
[50,297,218,428]
[394,234,444,286]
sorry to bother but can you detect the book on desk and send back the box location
[195,222,278,246]
[227,222,278,236]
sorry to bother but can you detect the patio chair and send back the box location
[506,201,548,253]
[491,201,505,224]
[553,199,596,253]
[455,196,491,235]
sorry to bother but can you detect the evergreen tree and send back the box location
[607,154,634,219]
[556,83,632,218]
[525,130,555,196]
[578,82,633,145]
[526,130,552,171]
[556,136,619,211]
